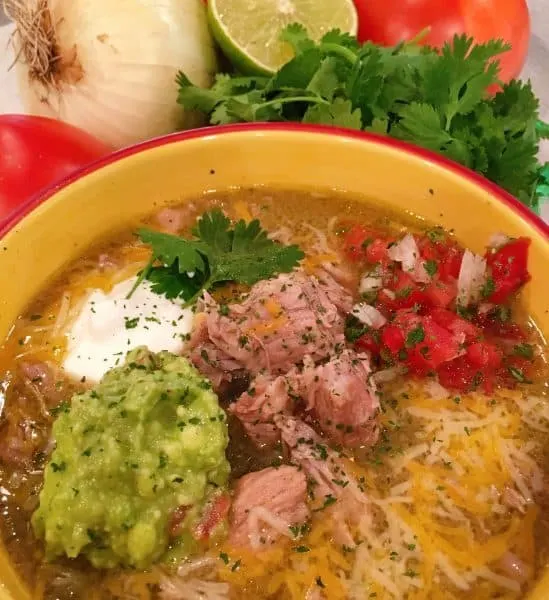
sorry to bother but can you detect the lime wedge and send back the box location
[208,0,359,76]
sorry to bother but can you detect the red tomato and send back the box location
[438,246,464,282]
[354,0,530,84]
[424,280,457,308]
[466,341,502,369]
[0,115,111,222]
[437,356,479,391]
[429,307,480,341]
[381,325,406,355]
[485,237,531,303]
[193,492,230,540]
[342,224,390,263]
[356,331,382,355]
[391,311,462,373]
[378,270,427,310]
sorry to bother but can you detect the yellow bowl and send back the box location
[0,123,548,599]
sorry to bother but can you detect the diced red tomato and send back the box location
[429,308,480,342]
[424,280,457,308]
[169,505,191,537]
[409,320,462,374]
[381,325,406,355]
[417,238,440,262]
[485,237,531,303]
[348,226,533,394]
[356,331,382,355]
[437,356,481,392]
[193,493,230,540]
[343,224,387,262]
[389,312,462,374]
[365,238,390,263]
[466,342,503,369]
[438,246,464,282]
[378,271,427,311]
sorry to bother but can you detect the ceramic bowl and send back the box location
[0,123,548,599]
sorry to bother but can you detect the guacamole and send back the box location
[32,348,230,569]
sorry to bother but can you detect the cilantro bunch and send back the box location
[133,209,304,303]
[177,26,549,212]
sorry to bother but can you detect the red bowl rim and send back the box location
[1,122,548,240]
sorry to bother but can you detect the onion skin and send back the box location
[9,0,218,149]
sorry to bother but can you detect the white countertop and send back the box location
[1,3,547,216]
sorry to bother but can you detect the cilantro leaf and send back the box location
[303,98,362,129]
[306,58,341,100]
[137,229,207,274]
[321,29,360,51]
[280,23,315,55]
[536,163,549,199]
[537,120,549,140]
[137,210,304,302]
[175,26,547,212]
[211,218,305,285]
[146,264,203,300]
[176,72,222,114]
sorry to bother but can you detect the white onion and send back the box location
[5,0,218,149]
[387,234,430,283]
[387,234,418,272]
[352,303,387,329]
[488,232,510,250]
[359,274,383,295]
[457,250,487,307]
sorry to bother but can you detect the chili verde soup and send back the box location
[0,187,547,600]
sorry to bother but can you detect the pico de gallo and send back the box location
[342,224,535,394]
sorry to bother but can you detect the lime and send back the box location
[208,0,359,76]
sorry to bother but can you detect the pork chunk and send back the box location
[229,465,309,549]
[189,271,350,387]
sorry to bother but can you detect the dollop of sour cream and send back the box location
[63,277,194,383]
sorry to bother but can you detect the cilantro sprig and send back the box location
[132,210,304,303]
[177,26,549,212]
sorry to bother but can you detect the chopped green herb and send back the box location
[514,343,534,360]
[404,569,418,578]
[344,315,369,343]
[508,366,532,384]
[219,552,230,565]
[395,286,413,299]
[50,401,70,417]
[313,494,337,512]
[426,228,445,242]
[294,545,310,553]
[406,325,425,347]
[481,277,496,298]
[124,316,140,329]
[423,260,438,277]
